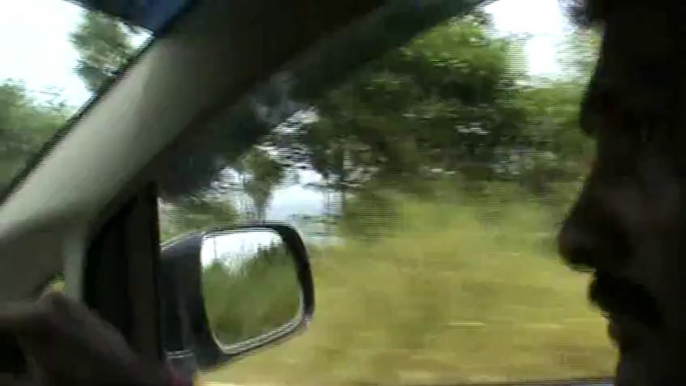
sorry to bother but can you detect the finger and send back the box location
[36,290,71,308]
[38,291,91,319]
[36,292,102,332]
[0,293,87,337]
[0,302,45,334]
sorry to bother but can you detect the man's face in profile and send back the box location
[556,1,686,385]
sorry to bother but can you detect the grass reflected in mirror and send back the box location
[202,235,301,347]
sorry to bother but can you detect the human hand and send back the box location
[0,291,174,386]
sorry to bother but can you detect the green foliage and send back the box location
[202,244,300,345]
[0,81,70,190]
[0,8,140,196]
[557,28,601,84]
[278,15,531,195]
[70,11,137,92]
[507,80,593,196]
[339,187,400,241]
[62,5,595,234]
[279,17,596,243]
[233,148,286,222]
[273,14,594,213]
[205,195,614,386]
[158,197,238,242]
[67,9,291,226]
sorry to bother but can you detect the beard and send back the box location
[597,270,686,386]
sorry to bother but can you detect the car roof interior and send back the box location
[0,0,484,301]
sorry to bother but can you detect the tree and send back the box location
[503,28,599,196]
[265,11,600,240]
[69,8,245,236]
[502,80,592,196]
[0,81,70,190]
[272,13,531,210]
[158,195,238,241]
[70,11,138,93]
[234,148,285,222]
[557,28,601,84]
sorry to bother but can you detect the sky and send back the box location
[0,0,576,225]
[200,229,281,267]
[0,0,572,105]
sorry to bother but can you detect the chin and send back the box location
[608,320,653,386]
[612,329,684,386]
[614,355,646,386]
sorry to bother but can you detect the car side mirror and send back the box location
[159,223,314,375]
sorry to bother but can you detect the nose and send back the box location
[557,179,602,271]
[557,180,631,273]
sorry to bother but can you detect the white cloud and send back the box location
[0,0,89,105]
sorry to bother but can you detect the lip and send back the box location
[608,316,648,352]
[590,272,662,330]
[607,318,621,342]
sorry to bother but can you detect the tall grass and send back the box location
[203,194,616,385]
[203,245,301,346]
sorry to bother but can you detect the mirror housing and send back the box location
[159,223,314,375]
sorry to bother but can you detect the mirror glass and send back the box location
[200,229,302,348]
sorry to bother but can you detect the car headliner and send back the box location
[74,0,191,32]
[0,0,487,301]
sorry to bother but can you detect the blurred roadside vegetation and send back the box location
[204,190,615,385]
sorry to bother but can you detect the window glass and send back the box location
[158,0,611,384]
[0,0,150,193]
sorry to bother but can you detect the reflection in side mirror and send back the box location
[200,229,302,350]
[160,223,314,375]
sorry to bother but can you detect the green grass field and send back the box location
[202,195,617,386]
